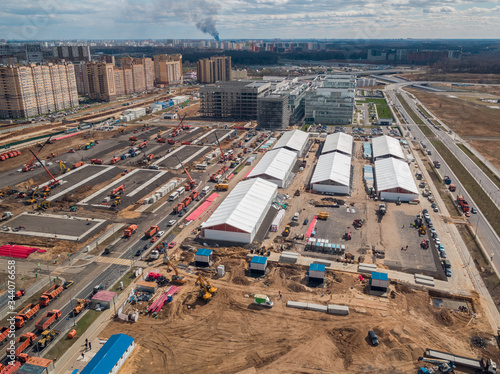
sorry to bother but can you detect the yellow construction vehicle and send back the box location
[59,161,70,174]
[36,200,50,210]
[318,211,329,220]
[111,196,121,207]
[41,185,51,197]
[37,330,58,349]
[195,274,217,300]
[164,258,186,285]
[72,299,90,315]
[25,186,38,205]
[215,183,229,191]
[282,224,291,237]
[419,225,426,235]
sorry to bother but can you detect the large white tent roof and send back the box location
[375,157,418,194]
[372,135,405,160]
[202,178,277,234]
[247,148,297,183]
[273,130,309,153]
[311,152,352,187]
[322,133,353,155]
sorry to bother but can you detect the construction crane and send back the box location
[59,161,70,174]
[110,185,125,197]
[417,357,456,373]
[175,155,196,190]
[195,274,217,300]
[164,257,186,285]
[23,135,53,172]
[29,150,60,188]
[171,115,187,137]
[214,131,226,162]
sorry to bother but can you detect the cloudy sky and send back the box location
[1,0,499,40]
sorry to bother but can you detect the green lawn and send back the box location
[110,269,136,294]
[357,98,394,120]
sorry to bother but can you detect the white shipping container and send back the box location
[270,209,286,232]
[169,191,180,201]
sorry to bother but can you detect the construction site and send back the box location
[0,86,499,374]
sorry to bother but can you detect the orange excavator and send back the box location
[175,155,196,191]
[110,185,125,197]
[72,299,90,315]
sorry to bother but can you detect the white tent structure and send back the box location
[273,129,309,155]
[247,148,297,187]
[311,152,352,194]
[375,157,418,201]
[201,178,278,243]
[372,135,405,161]
[322,133,353,156]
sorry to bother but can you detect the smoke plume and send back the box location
[196,17,219,40]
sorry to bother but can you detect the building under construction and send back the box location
[257,94,290,129]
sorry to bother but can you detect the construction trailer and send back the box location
[308,263,326,281]
[249,256,268,274]
[195,248,213,267]
[369,272,389,292]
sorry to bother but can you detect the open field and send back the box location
[101,254,500,374]
[457,144,500,189]
[399,73,500,84]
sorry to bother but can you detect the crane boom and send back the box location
[29,150,60,187]
[23,135,53,172]
[214,132,226,162]
[175,155,195,186]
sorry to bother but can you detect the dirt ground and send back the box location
[399,73,500,84]
[102,254,499,374]
[406,88,500,169]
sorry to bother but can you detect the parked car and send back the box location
[423,209,428,214]
[471,207,477,214]
[368,330,379,346]
[167,242,176,249]
[144,243,151,250]
[445,269,452,277]
[303,219,309,225]
[465,211,471,217]
[440,251,447,259]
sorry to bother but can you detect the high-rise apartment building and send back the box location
[153,54,182,85]
[25,44,44,64]
[53,46,91,62]
[0,62,78,119]
[197,56,231,84]
[114,57,154,95]
[73,62,89,95]
[83,61,116,101]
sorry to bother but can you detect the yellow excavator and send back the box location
[419,225,426,235]
[25,186,38,205]
[195,274,217,300]
[37,200,50,210]
[165,259,186,285]
[59,161,70,174]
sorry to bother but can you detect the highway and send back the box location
[386,85,500,274]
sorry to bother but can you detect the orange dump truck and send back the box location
[15,303,40,328]
[35,310,61,331]
[6,332,36,357]
[124,224,138,237]
[144,225,159,238]
[0,327,9,344]
[39,284,63,307]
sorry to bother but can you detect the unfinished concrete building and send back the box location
[257,94,290,130]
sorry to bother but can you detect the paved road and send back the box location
[387,87,500,274]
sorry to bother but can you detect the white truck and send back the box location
[253,294,273,308]
[1,212,13,221]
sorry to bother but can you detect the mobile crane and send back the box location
[214,131,226,163]
[29,150,60,188]
[22,136,53,172]
[175,155,196,191]
[171,115,187,137]
[195,274,217,300]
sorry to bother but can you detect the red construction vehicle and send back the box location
[190,190,199,200]
[171,115,187,137]
[144,225,159,237]
[129,136,138,141]
[73,161,85,168]
[344,228,352,240]
[353,219,363,228]
[214,132,226,163]
[157,138,166,143]
[181,141,191,145]
[0,327,10,344]
[110,185,125,197]
[124,224,137,237]
[448,184,456,192]
[173,203,185,214]
[29,150,60,188]
[91,159,103,165]
[138,141,148,149]
[182,196,192,207]
[457,194,470,213]
[15,303,40,328]
[14,289,25,300]
[145,154,154,161]
[238,141,243,147]
[175,156,196,190]
[22,136,52,172]
[35,309,61,331]
[110,157,121,164]
[7,333,36,357]
[168,138,176,145]
[39,284,63,307]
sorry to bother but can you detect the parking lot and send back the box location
[2,212,107,241]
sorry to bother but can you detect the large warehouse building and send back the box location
[247,148,297,188]
[311,152,352,195]
[322,132,353,156]
[372,135,405,161]
[201,178,278,244]
[273,129,309,155]
[375,157,418,201]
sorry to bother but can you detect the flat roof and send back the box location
[309,263,326,272]
[92,290,116,302]
[250,256,267,264]
[196,248,213,257]
[372,272,389,281]
[81,334,134,374]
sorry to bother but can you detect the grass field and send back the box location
[111,268,135,294]
[397,94,436,137]
[431,139,500,237]
[457,144,500,189]
[357,98,394,119]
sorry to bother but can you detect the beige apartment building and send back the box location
[0,62,78,119]
[153,54,182,85]
[83,61,116,101]
[197,56,231,84]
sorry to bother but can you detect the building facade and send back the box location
[153,54,182,85]
[200,81,271,119]
[257,94,290,130]
[25,44,44,64]
[53,45,91,62]
[0,62,78,119]
[83,61,116,101]
[197,56,231,83]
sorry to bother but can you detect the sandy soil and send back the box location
[103,256,499,374]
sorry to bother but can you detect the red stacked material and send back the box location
[227,173,234,180]
[148,272,161,279]
[305,216,318,238]
[147,286,180,314]
[37,249,47,253]
[244,168,254,179]
[0,245,39,258]
[185,193,219,222]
